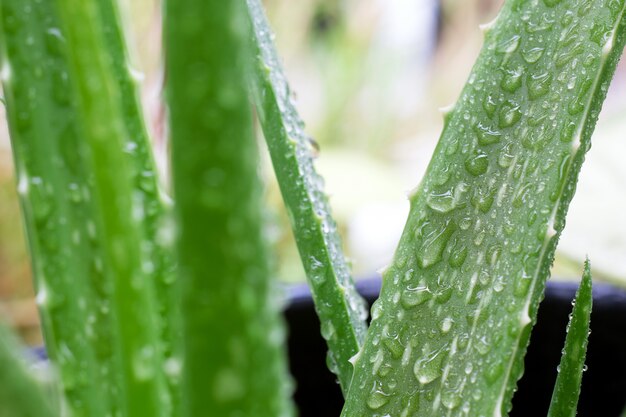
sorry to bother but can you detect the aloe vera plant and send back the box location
[548,260,592,417]
[0,325,56,417]
[246,0,368,394]
[340,1,626,415]
[0,0,623,416]
[0,0,172,415]
[165,1,293,416]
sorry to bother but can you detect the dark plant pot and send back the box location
[285,278,626,417]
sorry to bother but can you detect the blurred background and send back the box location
[1,0,625,344]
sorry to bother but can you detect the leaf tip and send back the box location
[581,257,592,294]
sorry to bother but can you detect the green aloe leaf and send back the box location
[44,0,169,416]
[93,0,179,408]
[1,0,172,415]
[341,0,626,416]
[547,260,592,417]
[165,1,294,416]
[0,325,57,417]
[246,0,368,394]
[93,0,176,348]
[1,2,120,416]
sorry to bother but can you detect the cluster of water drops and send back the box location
[346,0,624,415]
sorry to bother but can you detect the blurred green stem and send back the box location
[0,325,57,417]
[166,1,294,416]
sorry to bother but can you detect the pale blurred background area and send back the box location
[1,0,626,343]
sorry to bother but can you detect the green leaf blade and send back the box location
[93,0,179,407]
[246,0,368,394]
[49,1,169,416]
[341,1,626,416]
[166,1,294,416]
[0,326,57,417]
[0,2,130,415]
[547,260,593,417]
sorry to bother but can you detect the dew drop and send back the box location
[485,362,505,384]
[434,165,451,186]
[496,35,521,54]
[133,346,156,381]
[45,27,65,56]
[366,389,390,410]
[440,317,454,334]
[483,95,497,118]
[528,72,552,99]
[525,15,555,33]
[522,46,545,63]
[487,245,502,265]
[513,183,533,208]
[417,221,457,268]
[560,122,577,143]
[493,276,506,293]
[446,138,459,156]
[472,389,483,401]
[473,230,486,246]
[448,245,468,268]
[401,284,432,309]
[498,101,522,128]
[514,273,533,298]
[413,346,448,385]
[68,183,82,203]
[459,217,472,230]
[29,178,54,226]
[326,351,339,374]
[498,147,515,168]
[320,321,335,340]
[427,191,456,213]
[377,363,392,378]
[369,349,385,375]
[371,300,384,320]
[474,336,491,355]
[458,333,470,350]
[501,67,523,93]
[474,122,502,145]
[213,367,245,401]
[383,335,405,360]
[471,187,495,213]
[567,97,585,115]
[164,356,182,380]
[465,152,489,176]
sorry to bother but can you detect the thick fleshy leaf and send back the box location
[341,1,626,415]
[0,0,170,415]
[547,260,593,417]
[246,0,368,394]
[166,1,294,416]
